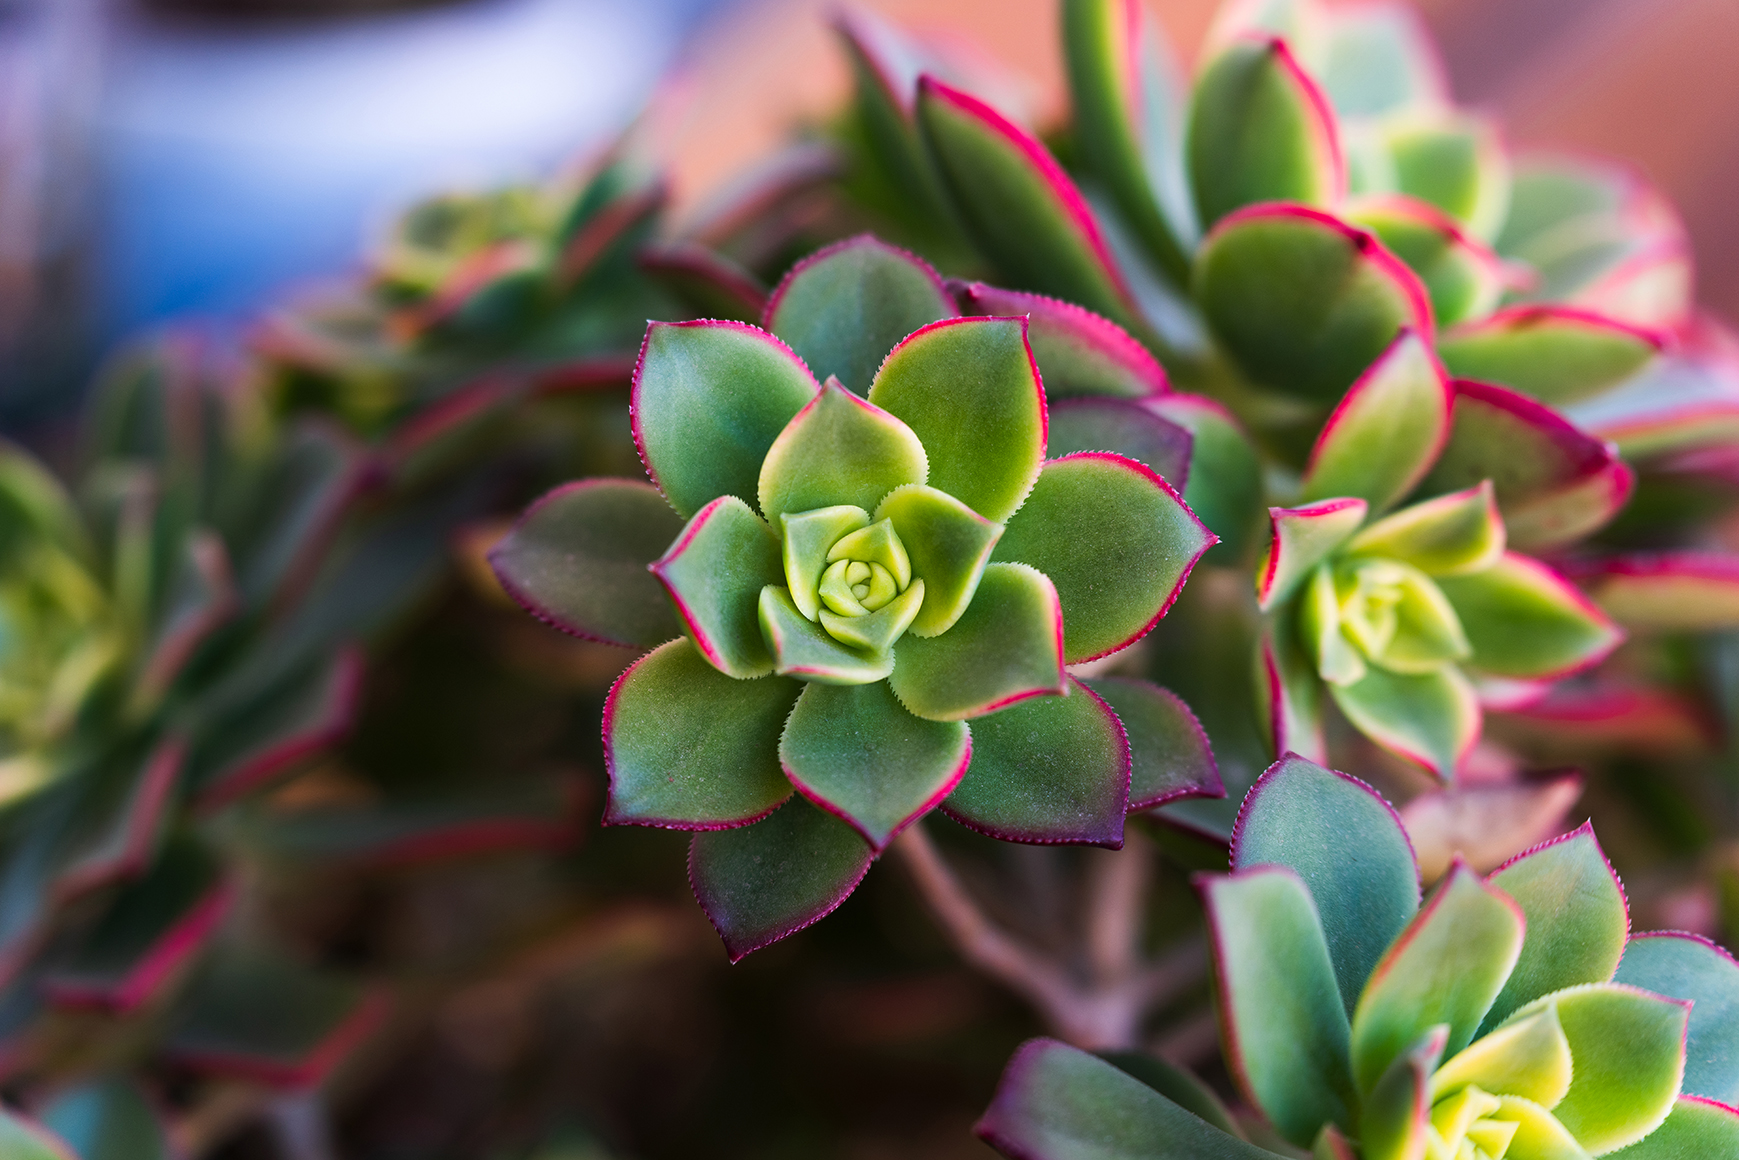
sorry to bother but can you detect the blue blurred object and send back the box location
[97,0,723,339]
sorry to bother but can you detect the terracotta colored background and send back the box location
[657,0,1739,323]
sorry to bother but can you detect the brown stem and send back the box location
[1083,828,1153,987]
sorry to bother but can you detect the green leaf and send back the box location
[1151,394,1265,563]
[651,496,783,678]
[764,234,958,394]
[1200,867,1355,1145]
[39,1079,170,1160]
[943,676,1129,847]
[757,377,928,529]
[1256,600,1327,765]
[1045,398,1193,488]
[1487,1095,1589,1160]
[1081,678,1222,811]
[915,75,1142,329]
[781,505,872,621]
[1360,1026,1445,1160]
[1578,553,1739,633]
[1257,498,1368,612]
[1300,328,1451,513]
[1480,823,1630,1032]
[1231,753,1421,1014]
[819,581,925,652]
[869,316,1046,523]
[1439,307,1665,405]
[0,1109,75,1160]
[954,282,1170,398]
[1330,663,1480,779]
[1186,36,1343,230]
[888,562,1064,720]
[1062,0,1194,283]
[1346,482,1504,577]
[603,639,798,828]
[1512,983,1690,1154]
[1315,3,1447,118]
[1437,554,1622,681]
[1610,1098,1739,1159]
[633,320,818,519]
[875,484,1003,637]
[1614,933,1739,1105]
[689,796,874,961]
[1350,863,1525,1094]
[638,241,768,322]
[779,680,969,850]
[1343,196,1507,328]
[994,453,1215,662]
[1195,204,1432,404]
[758,586,896,685]
[1435,1005,1574,1107]
[1378,113,1510,242]
[976,1038,1289,1160]
[489,479,686,648]
[1097,1050,1243,1139]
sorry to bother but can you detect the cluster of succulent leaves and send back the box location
[978,754,1739,1159]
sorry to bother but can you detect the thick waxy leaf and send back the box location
[889,562,1064,720]
[1081,678,1221,811]
[1482,823,1630,1031]
[869,317,1045,523]
[1257,603,1328,765]
[1614,933,1739,1104]
[1315,2,1446,118]
[1378,114,1510,242]
[995,453,1214,662]
[633,320,818,519]
[875,485,1002,637]
[1509,983,1690,1154]
[1439,307,1666,406]
[637,241,767,322]
[1343,196,1508,327]
[757,378,928,529]
[489,479,685,648]
[915,76,1141,327]
[1200,867,1354,1145]
[1098,1050,1242,1138]
[1435,1005,1574,1107]
[953,281,1169,398]
[1612,1098,1739,1158]
[1187,36,1343,230]
[0,1110,74,1160]
[1331,663,1479,779]
[1046,399,1193,488]
[1301,329,1451,512]
[39,1079,170,1160]
[1151,394,1265,562]
[651,497,782,678]
[1360,1026,1445,1160]
[763,235,957,394]
[1487,1095,1587,1160]
[1195,204,1432,404]
[782,505,872,621]
[1425,380,1634,551]
[1350,863,1524,1093]
[1564,347,1739,459]
[976,1039,1285,1160]
[780,680,969,850]
[689,796,874,962]
[1257,498,1368,611]
[1576,553,1739,632]
[603,640,797,829]
[1231,754,1420,1013]
[944,677,1129,847]
[1436,554,1621,680]
[758,586,895,685]
[1346,482,1503,576]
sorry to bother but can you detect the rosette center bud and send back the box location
[1427,1084,1520,1160]
[1300,556,1471,686]
[781,507,924,653]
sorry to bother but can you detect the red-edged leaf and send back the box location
[1082,677,1222,811]
[1574,552,1739,632]
[1045,398,1193,489]
[952,280,1168,398]
[1566,340,1739,460]
[1438,305,1668,405]
[131,531,238,712]
[1342,196,1511,328]
[637,241,767,322]
[1257,498,1368,612]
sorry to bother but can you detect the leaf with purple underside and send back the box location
[954,280,1169,398]
[651,496,783,679]
[1045,398,1193,489]
[1439,306,1666,405]
[1257,498,1368,612]
[1436,553,1622,680]
[1082,678,1221,812]
[890,563,1065,721]
[1614,933,1739,1105]
[1300,329,1450,513]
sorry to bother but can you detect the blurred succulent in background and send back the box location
[977,754,1739,1159]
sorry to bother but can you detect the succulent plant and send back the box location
[978,754,1739,1159]
[491,235,1221,959]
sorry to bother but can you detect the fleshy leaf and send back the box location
[1342,196,1508,328]
[1045,398,1193,488]
[875,484,1002,638]
[1610,1098,1739,1158]
[780,679,969,850]
[1231,754,1421,1014]
[1200,866,1354,1145]
[1438,307,1667,406]
[819,581,924,652]
[1376,113,1511,242]
[603,639,798,829]
[994,453,1214,662]
[915,75,1142,328]
[1257,498,1368,612]
[953,281,1169,398]
[1508,982,1690,1154]
[1614,933,1739,1105]
[1331,663,1480,779]
[689,796,874,962]
[637,241,767,322]
[1423,380,1635,551]
[757,586,895,685]
[1195,203,1433,404]
[38,1079,170,1160]
[976,1039,1285,1160]
[1360,1026,1445,1160]
[1436,554,1622,681]
[651,496,783,679]
[782,505,872,621]
[943,676,1129,847]
[1097,1049,1243,1139]
[1081,678,1221,811]
[1300,328,1451,513]
[633,320,818,519]
[1573,553,1739,633]
[1257,603,1327,765]
[1350,862,1525,1094]
[1487,1095,1588,1160]
[1345,481,1504,576]
[869,317,1046,523]
[1187,35,1344,229]
[763,235,958,394]
[757,377,928,529]
[1152,394,1265,562]
[1315,3,1447,118]
[489,479,685,649]
[1435,1005,1574,1107]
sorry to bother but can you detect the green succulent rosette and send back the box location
[978,755,1739,1159]
[491,236,1220,959]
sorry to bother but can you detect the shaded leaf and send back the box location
[652,496,782,679]
[953,281,1169,398]
[1300,328,1450,512]
[1046,398,1193,488]
[1330,663,1480,779]
[1082,678,1221,811]
[1439,306,1666,406]
[1614,933,1739,1105]
[1436,553,1622,680]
